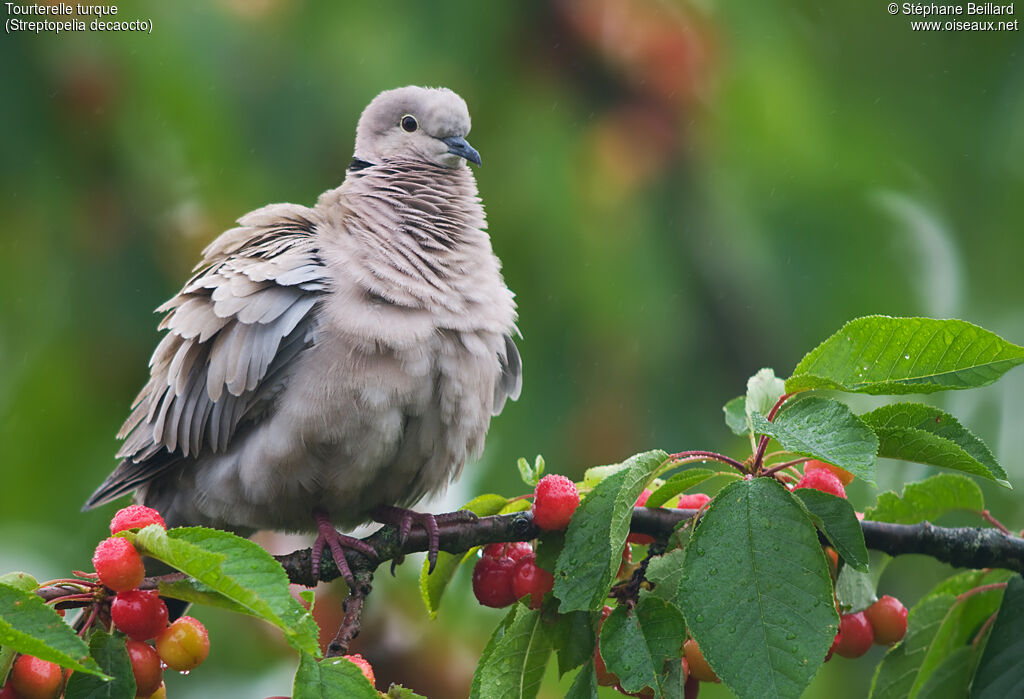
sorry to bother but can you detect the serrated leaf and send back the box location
[582,463,628,489]
[470,605,551,699]
[724,396,749,436]
[794,489,869,571]
[601,594,686,694]
[836,565,877,613]
[870,570,1007,699]
[565,659,600,699]
[470,606,519,699]
[861,403,1008,486]
[385,685,429,699]
[645,469,718,509]
[0,572,38,593]
[677,479,838,699]
[750,396,879,484]
[0,583,106,677]
[864,473,985,524]
[420,494,509,619]
[915,645,973,699]
[970,574,1024,698]
[747,368,786,421]
[63,631,134,699]
[550,610,595,677]
[129,526,320,656]
[787,316,1024,394]
[293,652,381,699]
[554,451,668,612]
[646,549,688,606]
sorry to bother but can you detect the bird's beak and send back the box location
[442,136,482,166]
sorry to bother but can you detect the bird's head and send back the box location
[353,86,481,169]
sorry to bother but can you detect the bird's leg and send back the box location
[311,508,377,586]
[370,505,478,573]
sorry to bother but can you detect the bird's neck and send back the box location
[318,159,497,313]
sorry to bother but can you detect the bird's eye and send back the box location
[400,115,418,133]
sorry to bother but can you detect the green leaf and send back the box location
[724,395,749,436]
[420,493,509,618]
[747,368,786,422]
[384,684,430,699]
[470,605,552,699]
[677,479,838,699]
[582,463,628,489]
[864,473,985,524]
[971,574,1024,698]
[517,456,545,487]
[565,660,599,699]
[645,469,718,509]
[870,570,1007,698]
[915,646,973,699]
[293,652,381,699]
[63,631,135,699]
[646,549,688,607]
[470,606,519,699]
[0,583,106,677]
[786,316,1024,394]
[835,565,876,613]
[554,451,668,612]
[794,489,869,571]
[861,403,1009,486]
[549,610,595,677]
[0,572,39,682]
[750,396,879,484]
[601,594,686,694]
[129,525,320,656]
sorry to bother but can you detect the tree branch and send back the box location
[274,507,1024,586]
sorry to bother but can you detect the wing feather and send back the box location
[84,204,327,510]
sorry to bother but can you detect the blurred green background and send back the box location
[2,0,1023,696]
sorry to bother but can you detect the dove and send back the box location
[84,86,522,584]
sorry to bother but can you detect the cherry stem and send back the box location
[957,582,1008,602]
[978,510,1011,536]
[972,611,999,651]
[751,393,794,472]
[77,603,100,638]
[666,450,748,475]
[761,457,811,477]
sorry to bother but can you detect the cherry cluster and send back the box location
[0,507,210,699]
[471,475,576,609]
[791,462,910,660]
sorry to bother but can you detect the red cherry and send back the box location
[794,469,847,499]
[125,640,162,697]
[9,655,63,699]
[341,654,376,687]
[480,541,533,562]
[676,493,712,510]
[531,475,580,531]
[805,460,855,486]
[864,595,908,645]
[111,590,169,641]
[110,505,166,534]
[92,537,145,592]
[155,616,209,672]
[835,612,874,658]
[510,554,554,609]
[472,555,517,608]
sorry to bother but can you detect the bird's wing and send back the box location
[493,333,522,414]
[84,203,328,509]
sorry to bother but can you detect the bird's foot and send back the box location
[370,505,477,574]
[311,508,377,586]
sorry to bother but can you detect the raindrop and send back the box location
[696,548,705,556]
[709,568,718,576]
[696,614,705,622]
[786,632,796,640]
[904,354,910,359]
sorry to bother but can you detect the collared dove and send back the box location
[84,86,521,583]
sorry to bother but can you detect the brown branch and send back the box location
[273,508,1024,589]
